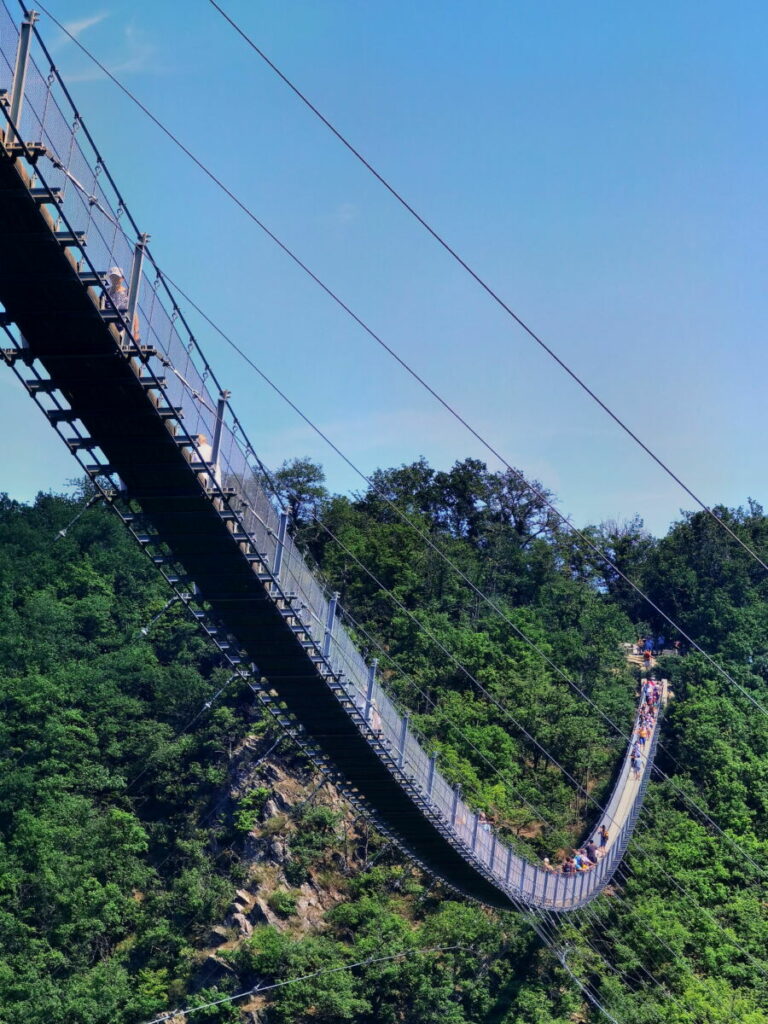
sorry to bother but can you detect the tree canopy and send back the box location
[1,465,767,1023]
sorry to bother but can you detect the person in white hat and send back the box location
[104,266,140,342]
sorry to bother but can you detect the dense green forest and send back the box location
[1,458,767,1023]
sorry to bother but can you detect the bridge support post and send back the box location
[541,871,550,905]
[398,714,409,769]
[450,784,462,826]
[426,753,436,801]
[505,846,513,884]
[210,389,231,473]
[599,849,610,884]
[552,872,560,908]
[322,591,339,659]
[273,509,289,578]
[489,835,496,870]
[577,870,586,905]
[126,233,149,338]
[7,10,38,147]
[364,658,377,722]
[471,812,479,851]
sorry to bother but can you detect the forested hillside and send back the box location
[1,460,767,1024]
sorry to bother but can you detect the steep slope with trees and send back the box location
[0,463,767,1023]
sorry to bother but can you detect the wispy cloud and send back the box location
[64,12,108,37]
[48,10,108,52]
[50,15,159,82]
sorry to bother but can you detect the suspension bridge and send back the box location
[0,5,662,916]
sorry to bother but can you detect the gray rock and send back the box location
[250,897,279,926]
[209,924,230,945]
[268,838,287,863]
[249,900,270,925]
[231,912,253,938]
[262,798,280,820]
[199,954,234,982]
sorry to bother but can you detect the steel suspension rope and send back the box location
[332,625,768,990]
[32,3,768,729]
[205,0,768,581]
[17,5,768,739]
[315,512,767,879]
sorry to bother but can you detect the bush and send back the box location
[267,890,298,917]
[232,786,270,833]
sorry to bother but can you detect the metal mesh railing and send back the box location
[0,3,661,912]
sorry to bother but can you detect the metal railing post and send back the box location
[489,835,497,871]
[273,508,289,578]
[398,714,409,769]
[322,591,339,659]
[598,851,608,884]
[552,872,561,908]
[451,784,461,826]
[426,753,437,801]
[542,871,550,905]
[471,812,479,851]
[7,10,38,146]
[505,847,513,884]
[210,389,231,471]
[126,232,149,332]
[364,658,377,722]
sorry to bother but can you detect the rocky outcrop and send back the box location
[208,924,230,946]
[230,912,253,938]
[193,733,371,996]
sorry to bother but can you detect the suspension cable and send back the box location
[32,5,768,727]
[204,0,768,580]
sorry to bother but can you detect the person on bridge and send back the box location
[105,266,140,343]
[584,839,598,866]
[369,699,382,738]
[192,434,222,490]
[637,723,650,751]
[598,824,609,855]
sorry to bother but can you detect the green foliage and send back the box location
[232,786,270,833]
[284,805,343,886]
[0,492,253,1022]
[2,468,768,1024]
[267,890,299,917]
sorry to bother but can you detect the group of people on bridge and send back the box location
[630,677,662,779]
[541,670,664,876]
[542,824,610,875]
[636,633,686,665]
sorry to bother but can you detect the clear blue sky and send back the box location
[2,0,766,537]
